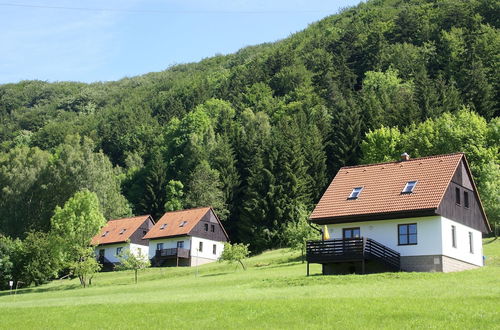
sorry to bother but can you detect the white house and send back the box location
[307,152,491,274]
[92,215,155,268]
[143,207,229,267]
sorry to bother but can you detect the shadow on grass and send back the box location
[484,237,498,244]
[200,272,233,277]
[0,282,81,298]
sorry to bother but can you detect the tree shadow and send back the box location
[484,237,498,244]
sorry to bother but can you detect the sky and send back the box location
[0,0,362,84]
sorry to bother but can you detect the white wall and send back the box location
[440,216,483,266]
[148,236,191,259]
[95,243,148,263]
[191,236,225,261]
[326,216,443,256]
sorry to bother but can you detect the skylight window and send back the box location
[159,223,167,230]
[101,231,109,237]
[348,187,363,199]
[179,221,188,227]
[119,228,126,235]
[402,181,417,194]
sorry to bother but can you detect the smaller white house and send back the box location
[308,152,491,274]
[143,207,229,267]
[92,215,154,268]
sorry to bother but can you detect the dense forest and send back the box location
[0,0,498,255]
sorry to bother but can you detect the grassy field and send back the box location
[1,239,499,329]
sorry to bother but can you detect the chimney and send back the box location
[400,152,410,161]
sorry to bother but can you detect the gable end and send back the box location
[188,208,229,242]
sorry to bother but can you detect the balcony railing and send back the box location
[306,237,400,270]
[155,248,190,259]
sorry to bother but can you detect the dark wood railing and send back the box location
[155,248,190,259]
[306,237,400,270]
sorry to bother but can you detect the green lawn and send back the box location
[1,239,499,329]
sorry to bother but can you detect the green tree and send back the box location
[164,180,184,212]
[219,242,250,270]
[116,248,150,284]
[50,189,106,287]
[283,206,319,262]
[0,235,22,290]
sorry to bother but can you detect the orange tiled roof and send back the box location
[143,207,211,239]
[310,153,464,221]
[92,215,151,245]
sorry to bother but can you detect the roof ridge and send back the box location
[341,152,464,170]
[107,214,151,222]
[163,206,211,214]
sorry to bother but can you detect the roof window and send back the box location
[179,221,188,227]
[402,181,417,194]
[159,223,167,230]
[348,187,363,199]
[119,229,126,235]
[101,231,109,237]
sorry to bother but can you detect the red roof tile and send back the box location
[143,207,211,239]
[310,153,464,221]
[92,215,152,246]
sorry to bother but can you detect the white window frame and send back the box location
[348,187,363,199]
[402,181,417,194]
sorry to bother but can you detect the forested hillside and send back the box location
[0,0,498,252]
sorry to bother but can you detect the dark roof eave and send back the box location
[310,208,437,225]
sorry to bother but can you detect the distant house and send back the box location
[143,207,229,267]
[307,153,491,275]
[92,215,155,268]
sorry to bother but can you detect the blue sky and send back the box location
[0,0,362,84]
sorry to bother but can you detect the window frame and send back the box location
[116,247,123,255]
[204,223,209,231]
[455,187,461,205]
[156,243,164,251]
[469,232,474,254]
[451,225,457,248]
[401,180,417,194]
[342,227,361,239]
[348,187,363,200]
[398,223,418,246]
[213,244,217,255]
[199,241,203,252]
[159,223,167,230]
[211,224,215,232]
[177,241,184,249]
[179,221,187,227]
[464,191,470,209]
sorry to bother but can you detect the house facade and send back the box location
[308,153,491,274]
[143,207,229,267]
[92,215,155,266]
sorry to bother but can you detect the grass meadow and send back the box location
[0,239,499,329]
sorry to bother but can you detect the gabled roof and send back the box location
[310,153,485,223]
[143,206,227,240]
[92,215,152,246]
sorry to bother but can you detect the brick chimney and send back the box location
[400,152,410,161]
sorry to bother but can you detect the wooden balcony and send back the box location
[155,248,190,259]
[306,238,400,275]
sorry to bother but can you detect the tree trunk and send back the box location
[135,270,138,284]
[238,260,246,270]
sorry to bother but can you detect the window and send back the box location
[159,223,167,230]
[348,187,363,199]
[143,230,147,236]
[469,232,474,254]
[451,225,457,248]
[98,249,105,257]
[213,244,217,255]
[199,241,203,252]
[402,181,417,194]
[179,221,188,227]
[156,243,163,250]
[204,223,209,231]
[211,224,215,232]
[116,247,123,255]
[119,228,126,235]
[398,224,417,245]
[464,191,469,208]
[177,241,184,249]
[455,187,461,205]
[101,231,109,237]
[343,228,360,239]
